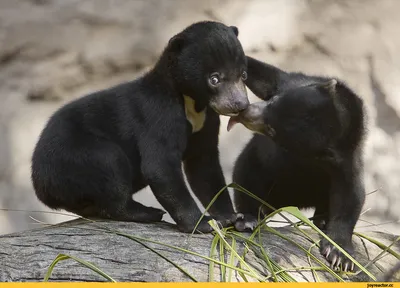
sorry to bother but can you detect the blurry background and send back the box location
[1,0,399,235]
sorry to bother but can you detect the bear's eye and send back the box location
[209,74,220,86]
[241,71,248,81]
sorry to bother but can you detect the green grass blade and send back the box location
[105,227,261,280]
[192,184,231,234]
[248,212,280,281]
[263,225,345,282]
[44,253,116,282]
[231,231,296,282]
[126,232,198,282]
[280,206,376,280]
[353,232,399,275]
[354,232,400,260]
[237,242,250,283]
[79,223,258,280]
[307,243,322,282]
[209,220,265,281]
[209,234,220,282]
[219,234,227,282]
[231,183,322,245]
[227,235,237,282]
[248,223,280,282]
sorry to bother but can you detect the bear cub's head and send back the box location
[164,21,249,116]
[228,79,343,154]
[227,56,365,157]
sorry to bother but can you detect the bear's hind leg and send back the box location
[78,197,165,223]
[60,140,165,223]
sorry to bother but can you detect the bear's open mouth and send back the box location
[224,112,239,117]
[209,105,240,118]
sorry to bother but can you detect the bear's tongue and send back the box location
[227,117,239,132]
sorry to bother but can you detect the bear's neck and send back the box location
[145,52,178,93]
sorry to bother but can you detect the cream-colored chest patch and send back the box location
[183,95,207,133]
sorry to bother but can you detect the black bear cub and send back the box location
[31,21,250,233]
[229,56,366,271]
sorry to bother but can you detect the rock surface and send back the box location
[1,0,399,235]
[0,219,398,282]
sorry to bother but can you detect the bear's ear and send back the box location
[317,79,337,95]
[230,26,239,37]
[168,35,185,52]
[316,79,343,110]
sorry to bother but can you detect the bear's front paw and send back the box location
[234,213,260,232]
[320,238,355,272]
[209,213,233,227]
[141,207,166,222]
[177,216,214,233]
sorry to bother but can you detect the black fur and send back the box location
[31,21,250,233]
[231,56,366,270]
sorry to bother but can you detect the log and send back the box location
[0,219,398,282]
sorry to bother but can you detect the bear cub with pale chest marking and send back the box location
[229,56,366,271]
[31,21,251,233]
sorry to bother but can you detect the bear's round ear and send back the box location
[168,35,185,52]
[317,79,337,95]
[230,26,239,37]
